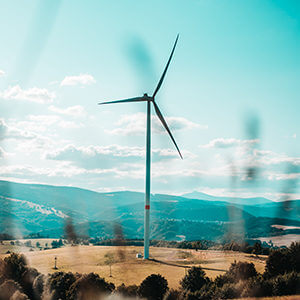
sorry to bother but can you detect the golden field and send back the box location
[0,241,267,289]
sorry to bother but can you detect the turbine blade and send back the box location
[153,101,183,159]
[98,97,145,105]
[152,34,179,98]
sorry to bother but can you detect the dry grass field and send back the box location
[0,241,267,289]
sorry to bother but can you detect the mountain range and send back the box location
[0,180,299,242]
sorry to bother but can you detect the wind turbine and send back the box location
[98,35,182,259]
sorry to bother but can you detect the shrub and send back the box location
[180,267,209,292]
[138,274,169,300]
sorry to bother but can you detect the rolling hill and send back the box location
[0,180,299,241]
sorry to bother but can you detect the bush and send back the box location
[180,267,209,292]
[138,274,169,300]
[67,273,114,300]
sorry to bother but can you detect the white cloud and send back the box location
[0,118,57,153]
[0,70,5,76]
[265,172,300,181]
[1,85,55,103]
[48,105,86,117]
[58,120,83,129]
[200,138,259,149]
[26,115,83,129]
[61,74,96,86]
[0,118,36,140]
[0,162,124,180]
[107,113,205,136]
[254,150,300,166]
[44,144,143,161]
[44,144,182,169]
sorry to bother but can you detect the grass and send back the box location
[0,243,267,289]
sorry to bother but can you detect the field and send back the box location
[0,241,267,289]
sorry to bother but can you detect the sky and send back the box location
[0,0,299,200]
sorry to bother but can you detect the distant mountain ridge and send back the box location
[182,191,274,205]
[0,180,299,241]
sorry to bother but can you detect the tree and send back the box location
[43,272,76,300]
[24,241,32,248]
[19,267,40,299]
[116,283,139,297]
[32,274,45,300]
[288,242,300,272]
[272,272,300,296]
[215,283,239,299]
[67,273,114,300]
[104,252,115,277]
[253,242,262,255]
[0,280,23,300]
[10,290,29,300]
[180,267,209,292]
[138,274,169,300]
[227,261,257,281]
[264,249,290,278]
[3,253,27,282]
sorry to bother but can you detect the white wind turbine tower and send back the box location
[98,35,182,259]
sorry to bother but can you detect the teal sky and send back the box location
[0,0,299,200]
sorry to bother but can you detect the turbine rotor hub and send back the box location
[143,93,153,101]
